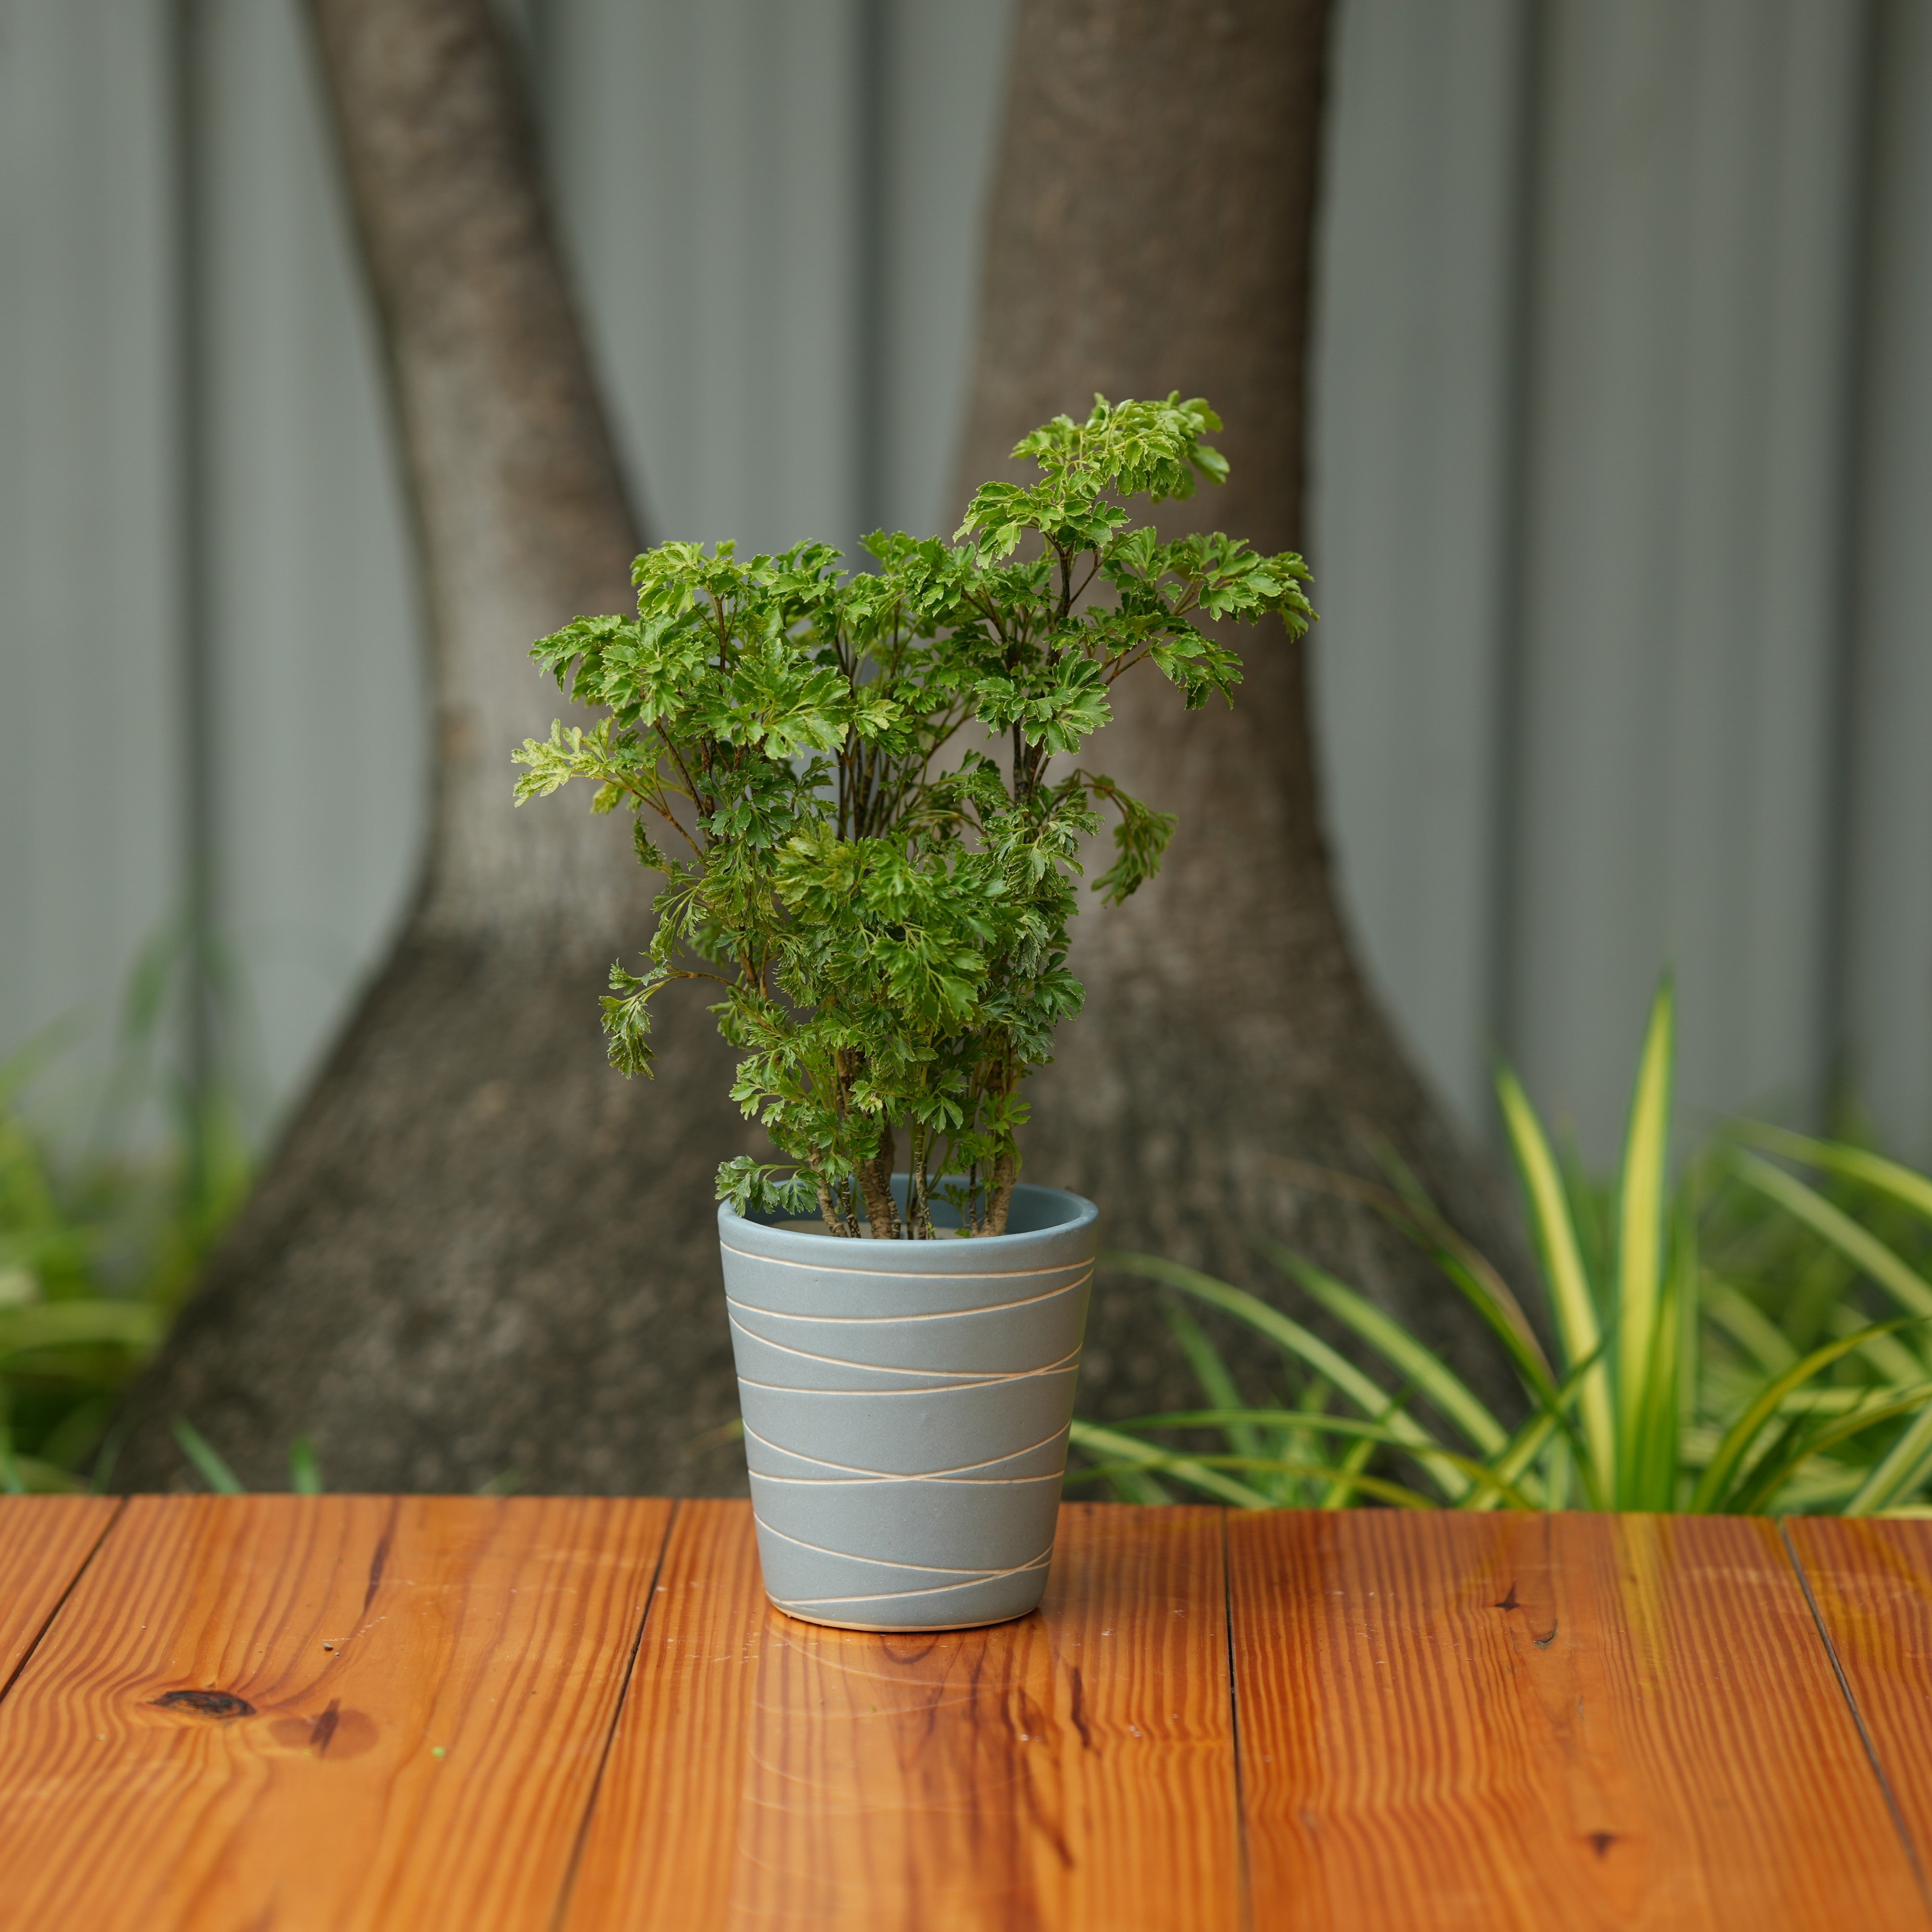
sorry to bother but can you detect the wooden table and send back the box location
[3,1499,1931,1929]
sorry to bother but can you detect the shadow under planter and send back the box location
[718,1180,1099,1631]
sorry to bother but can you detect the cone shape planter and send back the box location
[719,1179,1098,1630]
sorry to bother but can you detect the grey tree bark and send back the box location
[116,0,760,1494]
[117,0,1521,1493]
[956,0,1529,1419]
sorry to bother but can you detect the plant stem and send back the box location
[856,1117,900,1238]
[985,1149,1017,1237]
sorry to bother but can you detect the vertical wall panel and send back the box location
[7,0,1932,1182]
[0,1,182,1133]
[540,0,866,558]
[198,0,426,1125]
[1309,0,1528,1133]
[877,1,1012,536]
[1843,0,1932,1162]
[539,0,1008,561]
[1501,0,1867,1156]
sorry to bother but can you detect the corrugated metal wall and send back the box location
[4,0,1930,1169]
[1314,0,1932,1163]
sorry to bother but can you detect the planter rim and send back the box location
[718,1179,1096,1273]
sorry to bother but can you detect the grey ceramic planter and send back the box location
[719,1178,1098,1631]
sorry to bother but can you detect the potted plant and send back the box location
[514,395,1311,1628]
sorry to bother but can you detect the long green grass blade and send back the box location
[1068,1420,1275,1507]
[1826,1301,1930,1383]
[1068,1439,1441,1511]
[1267,1251,1508,1454]
[1096,1466,1176,1504]
[1690,1321,1912,1512]
[1737,1386,1932,1515]
[1615,984,1675,1503]
[1474,1409,1560,1512]
[1106,1253,1470,1498]
[1358,1147,1555,1382]
[1161,1305,1260,1461]
[1497,1066,1614,1502]
[1081,1406,1533,1507]
[1733,1152,1932,1321]
[89,1415,132,1495]
[1322,1428,1382,1509]
[1702,1277,1799,1374]
[0,1300,162,1362]
[171,1418,244,1495]
[1627,1197,1690,1511]
[1847,1399,1932,1514]
[288,1435,323,1497]
[1737,1124,1932,1225]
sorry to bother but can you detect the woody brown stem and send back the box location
[984,1148,1018,1236]
[856,1119,900,1238]
[814,1175,857,1238]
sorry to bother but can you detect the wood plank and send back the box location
[560,1499,769,1932]
[1228,1510,1927,1931]
[0,1497,120,1693]
[563,1499,1239,1932]
[0,1494,671,1932]
[1784,1516,1932,1876]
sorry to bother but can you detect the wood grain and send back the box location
[562,1499,1239,1932]
[0,1494,671,1932]
[0,1497,120,1693]
[1785,1516,1932,1881]
[1229,1510,1927,1930]
[559,1499,772,1932]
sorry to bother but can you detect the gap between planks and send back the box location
[0,1494,675,1932]
[559,1498,1243,1932]
[1227,1510,1932,1932]
[1783,1515,1932,1917]
[549,1495,685,1932]
[0,1496,124,1707]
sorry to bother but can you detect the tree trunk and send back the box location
[956,0,1527,1419]
[115,0,759,1494]
[118,0,1523,1494]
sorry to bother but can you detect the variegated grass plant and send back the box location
[0,937,249,1494]
[1071,986,1932,1515]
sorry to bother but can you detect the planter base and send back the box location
[765,1605,1041,1634]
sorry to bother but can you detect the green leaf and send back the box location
[1736,1125,1932,1226]
[171,1418,244,1495]
[288,1435,323,1497]
[1615,983,1675,1500]
[1731,1151,1932,1321]
[1105,1252,1470,1499]
[1690,1321,1914,1512]
[1266,1248,1508,1456]
[1846,1397,1932,1513]
[1498,1065,1615,1502]
[1069,1420,1274,1508]
[512,400,1310,1239]
[0,1300,161,1365]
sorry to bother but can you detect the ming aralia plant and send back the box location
[514,397,1311,1239]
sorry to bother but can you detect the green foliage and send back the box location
[515,396,1311,1235]
[0,944,250,1494]
[1072,983,1932,1515]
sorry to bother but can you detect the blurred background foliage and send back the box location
[0,937,248,1493]
[8,3,1932,1499]
[8,0,1932,1194]
[1073,988,1932,1517]
[19,954,1932,1516]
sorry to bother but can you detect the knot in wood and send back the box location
[150,1689,255,1721]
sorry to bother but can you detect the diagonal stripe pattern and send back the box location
[719,1182,1100,1630]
